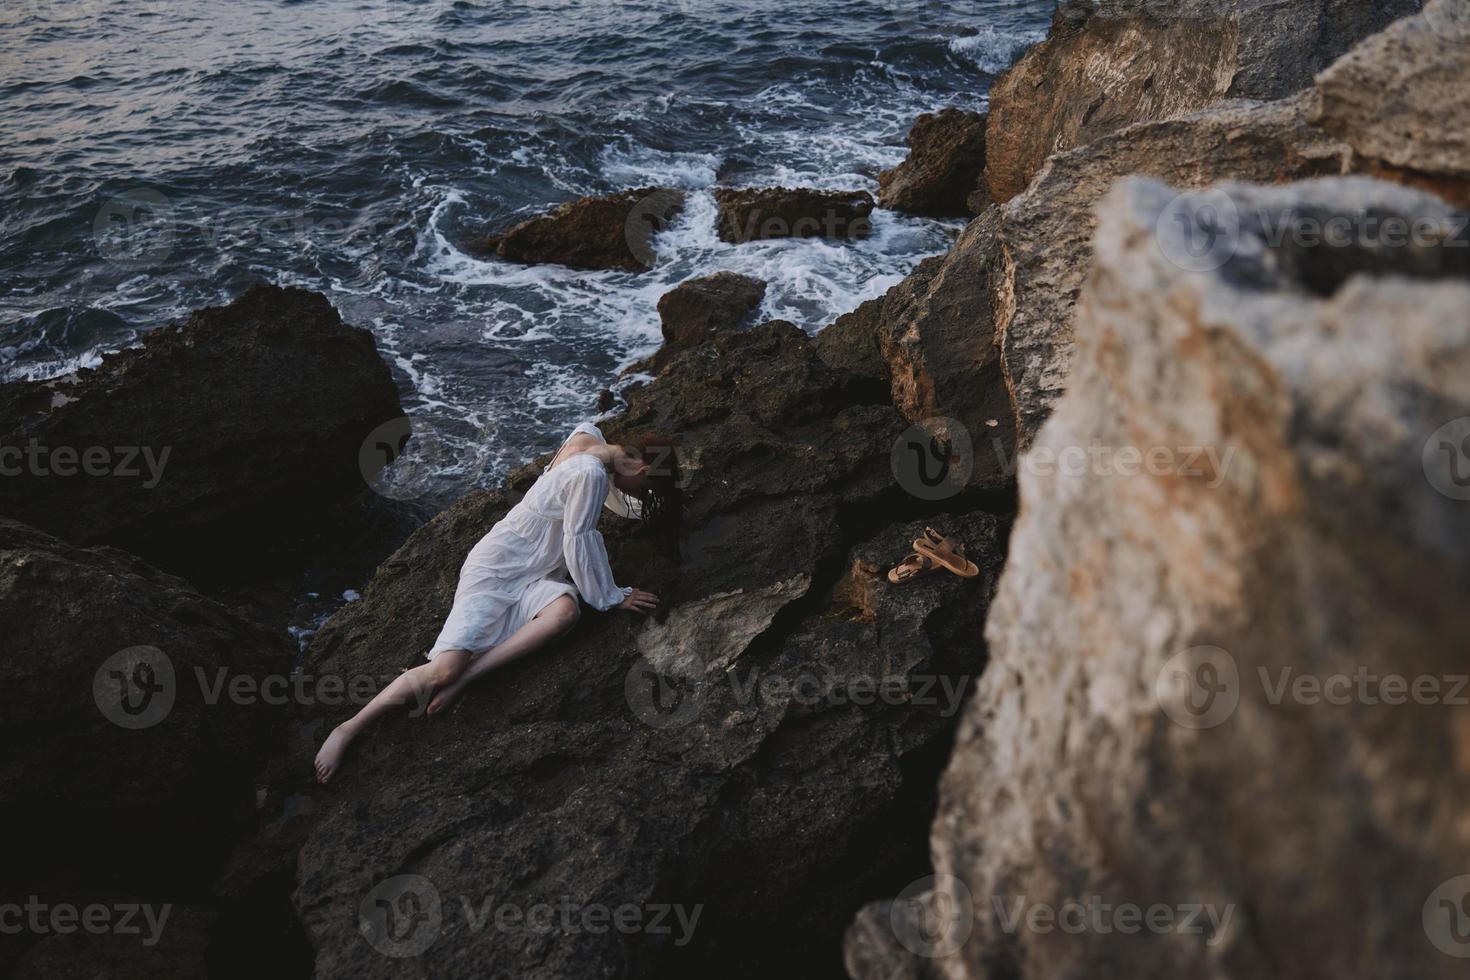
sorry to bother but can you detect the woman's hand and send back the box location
[616,588,659,614]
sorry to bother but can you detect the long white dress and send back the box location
[425,422,634,660]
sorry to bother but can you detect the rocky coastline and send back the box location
[3,0,1467,976]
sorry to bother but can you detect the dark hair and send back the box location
[629,434,682,535]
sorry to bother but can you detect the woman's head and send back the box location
[612,434,682,531]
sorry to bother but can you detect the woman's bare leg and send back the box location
[314,648,471,783]
[426,595,580,715]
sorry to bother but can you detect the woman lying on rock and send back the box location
[314,422,680,783]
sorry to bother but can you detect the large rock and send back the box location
[713,187,874,243]
[908,177,1470,979]
[1312,0,1470,205]
[475,187,687,272]
[282,319,1011,978]
[878,108,989,217]
[0,518,291,970]
[0,285,406,588]
[636,272,767,374]
[856,92,1349,472]
[994,93,1350,447]
[983,0,1422,203]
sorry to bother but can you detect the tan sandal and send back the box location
[887,551,939,584]
[913,527,979,578]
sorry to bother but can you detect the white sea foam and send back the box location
[947,25,1045,75]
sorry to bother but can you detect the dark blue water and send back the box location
[1,0,1051,502]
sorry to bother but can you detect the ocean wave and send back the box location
[947,24,1046,75]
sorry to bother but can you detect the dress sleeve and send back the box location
[561,459,633,611]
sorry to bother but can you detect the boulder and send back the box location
[0,285,406,588]
[713,187,874,243]
[1312,0,1470,205]
[993,93,1349,447]
[853,92,1349,473]
[0,517,292,968]
[281,318,1012,978]
[639,272,766,373]
[983,0,1422,203]
[908,177,1470,979]
[474,187,687,272]
[878,108,989,217]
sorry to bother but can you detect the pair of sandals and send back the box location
[886,527,980,584]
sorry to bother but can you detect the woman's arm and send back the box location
[561,461,635,611]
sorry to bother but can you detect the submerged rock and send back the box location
[983,0,1421,203]
[0,285,406,589]
[283,315,1011,978]
[899,176,1470,979]
[878,108,989,217]
[474,187,687,271]
[713,186,874,242]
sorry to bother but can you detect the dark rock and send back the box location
[713,187,874,243]
[983,0,1421,203]
[594,387,617,413]
[0,285,406,589]
[13,906,215,980]
[815,294,887,385]
[631,272,768,376]
[474,187,687,272]
[281,315,1012,978]
[878,108,989,217]
[657,272,767,352]
[0,518,291,966]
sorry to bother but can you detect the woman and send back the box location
[314,422,680,783]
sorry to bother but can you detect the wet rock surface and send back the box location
[713,186,875,242]
[474,187,687,271]
[0,284,408,590]
[877,108,988,217]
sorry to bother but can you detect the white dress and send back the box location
[425,423,634,660]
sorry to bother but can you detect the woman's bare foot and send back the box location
[426,676,468,716]
[314,725,354,784]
